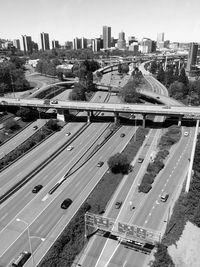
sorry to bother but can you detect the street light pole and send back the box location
[16,218,35,267]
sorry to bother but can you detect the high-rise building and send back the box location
[140,38,156,53]
[117,31,126,49]
[157,32,164,49]
[128,36,136,45]
[52,40,59,49]
[40,32,50,51]
[13,39,20,50]
[92,38,101,52]
[186,43,198,72]
[22,35,33,54]
[73,37,81,50]
[103,26,111,49]
[81,37,87,49]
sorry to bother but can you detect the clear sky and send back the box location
[1,0,200,45]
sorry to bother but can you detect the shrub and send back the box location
[138,182,152,193]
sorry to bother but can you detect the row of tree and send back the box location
[0,56,30,94]
[139,125,181,193]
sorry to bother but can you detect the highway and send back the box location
[0,71,133,265]
[76,66,192,267]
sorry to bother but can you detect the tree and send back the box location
[150,61,157,74]
[46,119,61,131]
[119,80,141,103]
[178,67,188,86]
[4,118,20,131]
[168,81,187,99]
[16,107,37,121]
[107,153,129,174]
[165,66,174,87]
[149,243,175,267]
[68,83,86,101]
[157,67,165,84]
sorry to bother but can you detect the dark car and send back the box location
[32,184,43,193]
[97,161,104,167]
[115,201,122,209]
[61,198,73,209]
[120,133,125,137]
[51,100,58,104]
[12,251,31,266]
[33,125,38,130]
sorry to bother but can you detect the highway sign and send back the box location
[85,213,161,243]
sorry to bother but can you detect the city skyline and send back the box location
[1,0,200,45]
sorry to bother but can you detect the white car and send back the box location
[67,145,74,151]
[65,132,71,136]
[184,132,189,137]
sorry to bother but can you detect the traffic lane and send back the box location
[1,125,137,264]
[144,134,193,231]
[0,119,47,160]
[106,244,147,267]
[0,122,108,229]
[132,132,191,227]
[0,121,85,190]
[107,128,162,226]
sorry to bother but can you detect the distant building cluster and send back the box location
[0,27,199,66]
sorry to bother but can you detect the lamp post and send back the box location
[16,218,35,267]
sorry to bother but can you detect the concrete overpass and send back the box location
[0,97,199,126]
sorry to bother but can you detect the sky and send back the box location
[0,0,200,46]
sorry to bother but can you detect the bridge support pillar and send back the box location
[57,109,68,122]
[142,114,146,128]
[178,116,182,127]
[114,112,119,124]
[87,111,93,123]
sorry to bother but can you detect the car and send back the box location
[67,145,74,151]
[51,100,58,104]
[33,125,38,130]
[163,105,171,109]
[160,192,169,202]
[156,96,160,99]
[120,133,125,137]
[97,161,104,167]
[65,132,71,136]
[138,158,144,163]
[115,201,122,209]
[12,251,31,267]
[101,113,104,116]
[32,184,43,193]
[1,100,8,105]
[184,131,189,136]
[61,198,73,209]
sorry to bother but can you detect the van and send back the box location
[61,198,72,209]
[12,251,31,266]
[160,193,169,202]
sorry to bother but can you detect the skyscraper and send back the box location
[157,32,164,49]
[40,32,50,51]
[103,26,111,49]
[73,37,81,50]
[186,43,198,72]
[117,31,126,49]
[13,39,21,50]
[22,35,33,54]
[52,40,59,49]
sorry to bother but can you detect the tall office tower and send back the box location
[157,32,164,49]
[21,35,33,54]
[186,43,198,72]
[13,39,20,50]
[128,36,136,45]
[92,38,101,52]
[81,37,87,49]
[117,31,126,49]
[52,40,59,49]
[73,37,81,50]
[103,25,111,49]
[40,32,50,51]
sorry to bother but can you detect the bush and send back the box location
[138,182,152,193]
[142,173,155,184]
[107,153,130,174]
